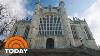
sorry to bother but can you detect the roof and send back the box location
[43,7,58,9]
[16,20,31,24]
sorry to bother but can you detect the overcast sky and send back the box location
[0,0,100,45]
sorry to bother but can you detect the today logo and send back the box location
[4,35,28,54]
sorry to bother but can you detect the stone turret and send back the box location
[59,0,75,47]
[34,0,42,16]
[28,0,42,48]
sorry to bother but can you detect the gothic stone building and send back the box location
[9,0,98,49]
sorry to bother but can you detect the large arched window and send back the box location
[38,15,63,36]
[84,26,92,39]
[71,25,79,39]
[23,26,30,39]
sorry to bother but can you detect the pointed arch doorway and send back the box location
[46,38,54,49]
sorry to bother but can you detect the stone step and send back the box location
[10,49,74,56]
[10,48,100,56]
[0,48,99,56]
[0,49,11,56]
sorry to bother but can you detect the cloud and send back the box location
[0,0,28,40]
[0,0,28,19]
[83,0,100,45]
[73,13,79,17]
[27,10,33,16]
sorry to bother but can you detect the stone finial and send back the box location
[60,0,64,2]
[73,17,75,21]
[84,18,86,22]
[48,4,52,11]
[59,0,65,6]
[35,0,40,4]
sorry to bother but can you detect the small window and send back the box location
[13,27,18,35]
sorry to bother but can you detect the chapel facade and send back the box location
[9,0,98,49]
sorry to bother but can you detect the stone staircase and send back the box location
[0,49,11,56]
[10,48,100,56]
